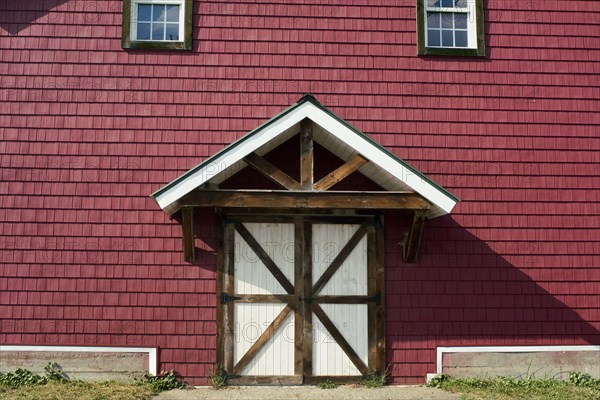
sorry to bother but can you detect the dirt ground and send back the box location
[154,385,460,400]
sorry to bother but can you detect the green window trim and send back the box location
[122,0,193,50]
[417,0,485,57]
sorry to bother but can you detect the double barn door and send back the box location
[217,215,384,384]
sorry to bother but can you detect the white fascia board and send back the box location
[306,105,458,215]
[0,345,158,375]
[436,345,600,375]
[155,103,311,210]
[155,100,457,216]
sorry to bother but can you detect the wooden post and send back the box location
[223,221,235,373]
[181,207,195,263]
[300,119,314,191]
[301,221,313,379]
[294,221,304,379]
[375,215,386,374]
[216,217,225,370]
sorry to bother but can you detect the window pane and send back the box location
[455,30,468,47]
[441,0,454,7]
[152,23,165,40]
[442,30,454,46]
[166,5,180,22]
[455,0,467,7]
[427,0,441,7]
[441,13,453,28]
[455,13,467,29]
[427,13,440,28]
[428,29,441,47]
[152,4,166,22]
[165,23,179,40]
[137,22,151,40]
[137,4,151,21]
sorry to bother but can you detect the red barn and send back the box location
[1,0,599,385]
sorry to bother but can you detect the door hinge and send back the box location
[366,292,381,306]
[220,292,242,304]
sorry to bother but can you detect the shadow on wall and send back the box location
[385,213,600,382]
[171,208,219,270]
[0,0,70,35]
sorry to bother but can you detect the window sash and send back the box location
[131,0,185,43]
[424,1,477,49]
[417,0,485,56]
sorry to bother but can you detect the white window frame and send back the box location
[130,0,186,43]
[424,0,477,49]
[417,0,484,56]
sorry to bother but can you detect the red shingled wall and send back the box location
[1,0,599,385]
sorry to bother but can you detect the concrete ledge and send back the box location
[436,346,600,380]
[0,346,157,381]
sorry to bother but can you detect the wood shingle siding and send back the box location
[0,0,599,385]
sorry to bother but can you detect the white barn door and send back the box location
[218,216,384,385]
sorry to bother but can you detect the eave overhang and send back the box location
[151,94,459,219]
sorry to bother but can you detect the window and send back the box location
[417,0,485,56]
[122,0,192,50]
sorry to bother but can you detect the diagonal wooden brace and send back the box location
[403,210,427,264]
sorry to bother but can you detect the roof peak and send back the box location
[297,93,321,105]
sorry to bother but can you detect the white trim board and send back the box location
[436,345,600,375]
[0,345,158,376]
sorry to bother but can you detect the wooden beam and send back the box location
[403,210,427,263]
[232,304,295,375]
[300,119,314,191]
[179,190,431,210]
[314,154,369,191]
[221,294,295,304]
[311,295,380,304]
[243,152,301,190]
[227,375,303,385]
[303,376,363,385]
[181,207,195,262]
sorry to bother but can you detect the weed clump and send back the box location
[140,369,187,393]
[317,379,337,389]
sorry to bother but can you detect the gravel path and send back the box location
[154,385,459,400]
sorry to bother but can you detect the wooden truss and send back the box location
[178,119,430,264]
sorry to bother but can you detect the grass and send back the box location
[0,363,186,400]
[0,380,155,400]
[428,373,600,400]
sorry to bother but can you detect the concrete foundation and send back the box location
[0,350,150,381]
[442,350,600,380]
